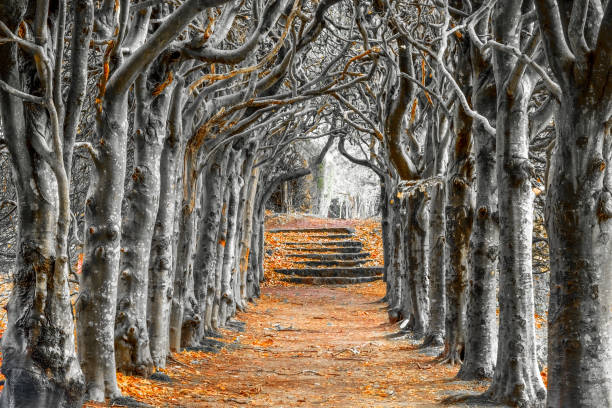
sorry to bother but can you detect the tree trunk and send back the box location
[422,182,446,347]
[485,78,545,407]
[545,101,612,407]
[115,74,174,376]
[169,162,201,351]
[219,154,244,325]
[406,188,430,338]
[229,150,248,318]
[211,157,233,331]
[380,182,392,303]
[458,47,498,380]
[247,179,265,300]
[484,3,545,405]
[147,82,184,368]
[179,173,204,348]
[0,90,85,407]
[387,197,404,323]
[76,93,129,401]
[442,42,474,364]
[532,1,612,404]
[199,146,232,337]
[239,165,260,308]
[233,143,258,312]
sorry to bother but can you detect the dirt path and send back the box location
[96,280,489,407]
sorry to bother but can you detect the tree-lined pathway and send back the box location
[85,216,489,407]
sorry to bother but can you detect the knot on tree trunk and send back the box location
[504,157,534,188]
[598,191,612,221]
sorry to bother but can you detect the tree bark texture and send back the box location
[387,197,404,323]
[147,82,184,368]
[0,78,85,408]
[486,3,545,403]
[169,161,202,350]
[458,40,499,380]
[406,187,430,338]
[211,154,233,331]
[76,94,129,401]
[422,182,446,347]
[535,1,612,405]
[115,72,174,376]
[219,153,244,325]
[199,146,232,337]
[443,39,474,364]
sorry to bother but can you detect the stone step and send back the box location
[275,267,384,278]
[311,234,353,239]
[296,259,368,267]
[284,240,362,247]
[287,252,370,260]
[288,246,362,253]
[268,227,355,234]
[282,276,382,285]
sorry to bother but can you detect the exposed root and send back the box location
[385,330,411,340]
[204,329,224,338]
[441,393,493,406]
[437,344,464,365]
[456,363,495,381]
[420,333,444,348]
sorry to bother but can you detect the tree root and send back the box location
[437,345,463,365]
[441,393,493,406]
[385,331,411,340]
[420,333,444,348]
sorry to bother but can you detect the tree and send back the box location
[535,0,612,405]
[0,1,93,405]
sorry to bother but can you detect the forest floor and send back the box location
[83,213,496,407]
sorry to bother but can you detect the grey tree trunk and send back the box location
[400,200,413,328]
[76,94,129,401]
[422,182,446,347]
[485,3,545,404]
[147,80,184,368]
[387,197,404,323]
[238,164,260,308]
[233,143,258,312]
[147,82,185,368]
[211,155,233,330]
[406,188,430,338]
[0,2,92,405]
[199,146,232,337]
[485,75,545,408]
[169,156,202,350]
[247,178,265,300]
[219,153,244,325]
[545,96,612,408]
[180,174,204,348]
[458,37,498,380]
[534,1,612,405]
[380,182,392,302]
[442,41,474,364]
[115,71,175,376]
[0,93,85,408]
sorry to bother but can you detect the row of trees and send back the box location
[0,0,369,406]
[0,0,609,407]
[330,1,611,407]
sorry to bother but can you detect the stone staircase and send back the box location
[269,227,383,284]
